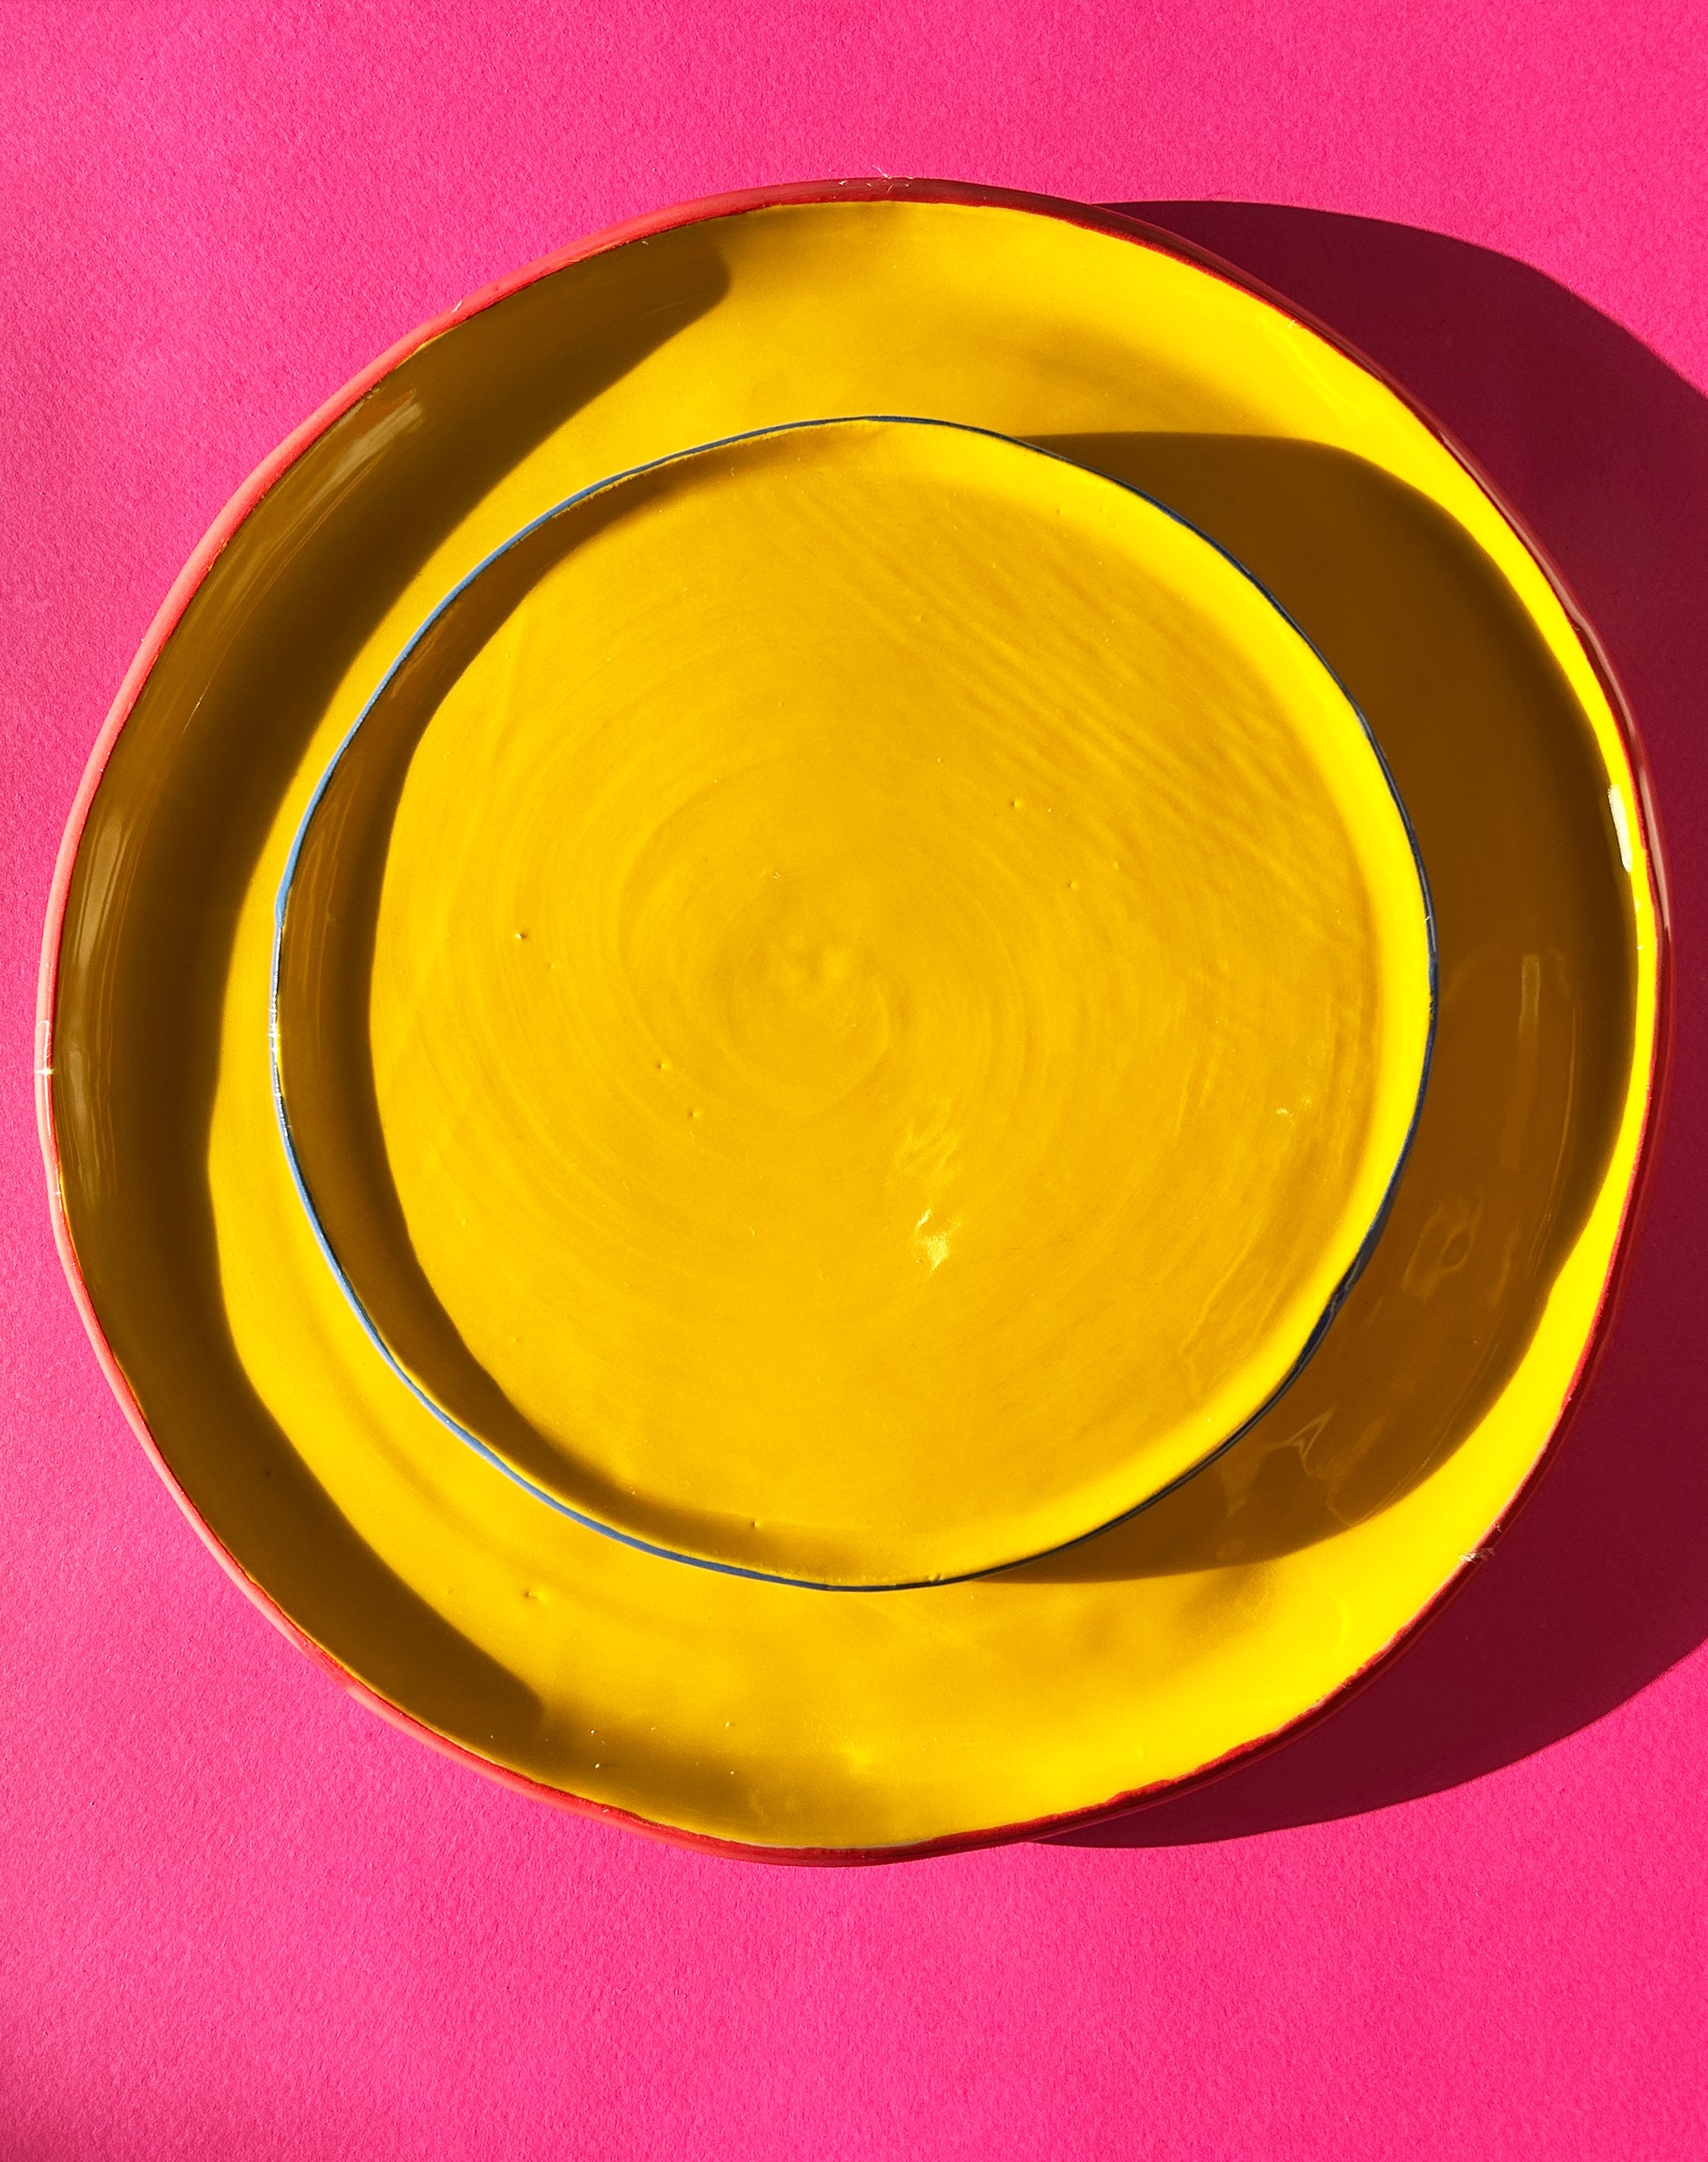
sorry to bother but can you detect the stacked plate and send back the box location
[40,182,1663,1860]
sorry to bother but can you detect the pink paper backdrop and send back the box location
[4,6,1706,2156]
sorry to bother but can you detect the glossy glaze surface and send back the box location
[273,417,1432,1587]
[44,190,1657,1852]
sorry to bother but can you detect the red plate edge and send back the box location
[33,175,1676,1868]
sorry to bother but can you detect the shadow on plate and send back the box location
[1050,202,1708,1844]
[50,234,731,1750]
[1008,436,1632,1581]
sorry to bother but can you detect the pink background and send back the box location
[5,5,1707,2155]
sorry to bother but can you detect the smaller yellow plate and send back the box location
[273,416,1433,1588]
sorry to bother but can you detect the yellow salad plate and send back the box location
[270,414,1433,1589]
[39,182,1663,1859]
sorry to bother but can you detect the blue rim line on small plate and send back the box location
[269,413,1440,1594]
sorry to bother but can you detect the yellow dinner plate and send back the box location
[41,183,1662,1858]
[271,414,1433,1589]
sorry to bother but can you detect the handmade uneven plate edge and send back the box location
[269,410,1438,1593]
[36,178,1672,1864]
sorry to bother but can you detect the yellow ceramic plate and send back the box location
[272,415,1433,1589]
[41,183,1661,1858]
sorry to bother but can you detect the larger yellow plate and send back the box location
[271,415,1433,1590]
[41,183,1661,1857]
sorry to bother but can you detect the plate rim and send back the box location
[36,176,1674,1864]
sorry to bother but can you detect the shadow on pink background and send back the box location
[3,7,1706,2158]
[1062,201,1708,1845]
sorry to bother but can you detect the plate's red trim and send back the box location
[36,177,1673,1867]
